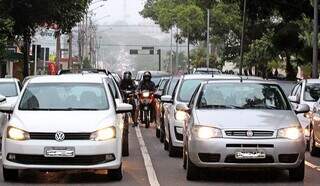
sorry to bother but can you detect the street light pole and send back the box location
[239,0,247,76]
[313,0,319,78]
[206,8,210,72]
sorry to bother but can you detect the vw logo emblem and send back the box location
[247,130,254,137]
[55,131,65,142]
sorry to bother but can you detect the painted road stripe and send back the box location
[135,126,160,186]
[306,160,320,171]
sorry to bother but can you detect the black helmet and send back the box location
[123,71,132,80]
[143,71,152,81]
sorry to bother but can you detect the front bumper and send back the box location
[188,137,305,169]
[2,138,122,170]
[168,118,183,147]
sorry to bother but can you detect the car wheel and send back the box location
[310,129,320,156]
[160,129,165,143]
[289,159,305,181]
[122,130,129,157]
[186,154,200,181]
[168,133,179,157]
[108,164,123,181]
[156,128,160,138]
[164,133,169,151]
[3,167,19,181]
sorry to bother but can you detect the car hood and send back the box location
[10,110,116,133]
[194,109,300,130]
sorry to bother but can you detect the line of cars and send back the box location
[0,70,133,181]
[153,74,312,181]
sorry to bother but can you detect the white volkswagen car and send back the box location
[181,79,308,181]
[0,75,132,181]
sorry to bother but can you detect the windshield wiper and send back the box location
[199,105,245,109]
[243,105,279,110]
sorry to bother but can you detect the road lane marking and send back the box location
[135,126,160,186]
[305,160,320,171]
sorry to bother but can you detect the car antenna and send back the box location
[239,75,243,83]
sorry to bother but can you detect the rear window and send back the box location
[0,82,18,97]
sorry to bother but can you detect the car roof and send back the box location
[194,67,220,71]
[182,74,240,80]
[305,79,320,84]
[205,78,279,85]
[27,74,104,84]
[0,78,18,82]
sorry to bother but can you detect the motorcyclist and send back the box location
[134,71,156,127]
[120,71,138,126]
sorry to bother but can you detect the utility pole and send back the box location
[313,0,319,78]
[170,28,173,73]
[34,46,38,75]
[206,9,211,72]
[175,27,179,74]
[239,0,247,76]
[158,49,161,71]
[68,32,73,69]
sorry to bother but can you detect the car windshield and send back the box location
[197,83,289,110]
[159,79,169,90]
[304,83,320,102]
[178,79,207,102]
[152,77,162,86]
[167,78,179,96]
[0,82,18,97]
[19,83,109,111]
[194,70,221,75]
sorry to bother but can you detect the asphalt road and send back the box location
[0,123,319,185]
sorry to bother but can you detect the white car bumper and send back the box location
[2,138,122,170]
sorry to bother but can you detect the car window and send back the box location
[304,83,320,102]
[158,79,169,90]
[295,84,302,98]
[197,83,290,110]
[167,78,179,96]
[188,84,201,109]
[106,78,120,99]
[0,82,18,97]
[291,83,300,96]
[19,83,109,110]
[177,79,207,102]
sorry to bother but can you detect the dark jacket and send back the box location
[137,80,156,92]
[120,79,136,91]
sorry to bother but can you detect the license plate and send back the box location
[235,151,266,159]
[44,147,75,158]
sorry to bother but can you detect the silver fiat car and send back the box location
[181,79,309,181]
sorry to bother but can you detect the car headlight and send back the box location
[193,126,222,139]
[7,126,30,141]
[277,127,303,140]
[90,127,116,141]
[142,92,150,97]
[175,110,187,121]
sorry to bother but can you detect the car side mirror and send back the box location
[176,103,190,112]
[295,104,310,114]
[0,94,14,114]
[288,96,299,103]
[161,95,173,103]
[116,103,133,114]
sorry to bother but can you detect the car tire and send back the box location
[108,164,123,181]
[159,130,165,143]
[3,167,19,181]
[168,133,179,157]
[164,137,169,151]
[310,129,320,156]
[289,159,305,181]
[186,154,200,181]
[122,131,129,157]
[156,128,160,138]
[183,146,187,170]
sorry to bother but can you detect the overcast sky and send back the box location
[91,0,151,25]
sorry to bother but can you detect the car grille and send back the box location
[29,133,91,140]
[198,153,220,162]
[226,144,274,148]
[225,130,274,137]
[278,154,299,163]
[225,155,274,163]
[7,154,114,165]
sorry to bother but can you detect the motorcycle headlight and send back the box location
[90,127,116,141]
[142,92,150,97]
[277,127,303,140]
[7,126,30,141]
[193,126,222,139]
[175,110,187,121]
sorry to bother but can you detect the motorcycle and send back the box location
[139,90,154,128]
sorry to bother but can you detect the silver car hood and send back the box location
[195,109,300,130]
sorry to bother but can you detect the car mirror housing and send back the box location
[116,103,133,114]
[288,96,299,103]
[0,95,14,114]
[161,95,173,103]
[295,104,310,114]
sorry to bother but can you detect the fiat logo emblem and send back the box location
[247,130,254,137]
[55,131,65,142]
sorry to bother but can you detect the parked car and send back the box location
[308,98,320,156]
[181,79,309,181]
[0,75,132,181]
[0,78,22,139]
[288,79,320,144]
[161,74,238,157]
